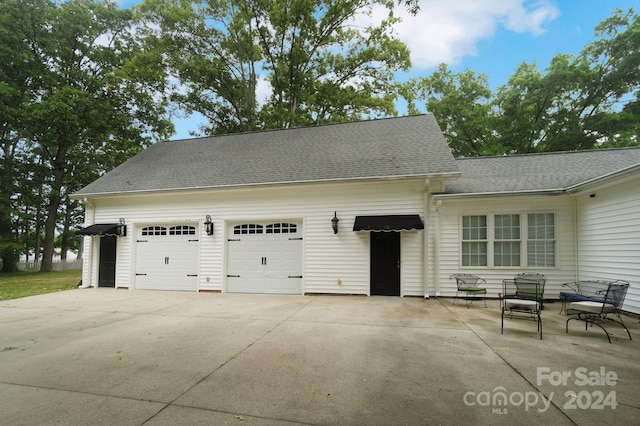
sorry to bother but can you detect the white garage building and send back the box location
[74,115,457,296]
[74,114,640,314]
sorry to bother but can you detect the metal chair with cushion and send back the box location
[450,273,487,308]
[566,281,631,343]
[501,276,545,339]
[558,280,608,314]
[513,272,546,309]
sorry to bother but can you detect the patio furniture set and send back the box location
[449,273,632,343]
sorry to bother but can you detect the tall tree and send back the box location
[403,64,495,157]
[491,61,553,154]
[0,0,49,271]
[10,0,173,272]
[139,0,412,135]
[405,8,639,156]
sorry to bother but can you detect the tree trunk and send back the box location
[0,144,18,272]
[60,197,71,261]
[33,185,43,262]
[40,150,66,273]
[40,194,60,272]
[0,216,18,273]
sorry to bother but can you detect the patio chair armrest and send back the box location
[561,281,579,293]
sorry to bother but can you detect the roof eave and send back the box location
[565,163,640,194]
[432,188,567,199]
[72,171,462,200]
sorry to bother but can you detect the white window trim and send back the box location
[459,211,557,269]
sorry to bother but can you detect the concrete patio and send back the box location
[0,289,638,425]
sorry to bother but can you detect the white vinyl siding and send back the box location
[576,175,640,314]
[81,179,428,296]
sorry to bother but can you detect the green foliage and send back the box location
[404,64,494,157]
[0,0,173,271]
[405,8,640,156]
[138,0,411,134]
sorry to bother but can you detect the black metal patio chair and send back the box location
[450,273,487,308]
[558,280,608,314]
[566,281,632,343]
[501,277,544,339]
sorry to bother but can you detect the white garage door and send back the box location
[227,222,303,294]
[135,225,199,291]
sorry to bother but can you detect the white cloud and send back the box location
[255,75,272,106]
[379,0,560,69]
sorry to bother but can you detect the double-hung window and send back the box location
[527,213,556,267]
[494,214,520,267]
[461,215,488,267]
[460,212,555,268]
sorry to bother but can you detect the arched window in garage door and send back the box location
[142,226,167,236]
[169,225,196,235]
[266,223,297,234]
[233,224,264,235]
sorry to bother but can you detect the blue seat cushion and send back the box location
[559,292,603,302]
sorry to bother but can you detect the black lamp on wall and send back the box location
[331,211,339,234]
[204,215,214,235]
[117,218,127,237]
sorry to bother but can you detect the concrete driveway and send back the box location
[1,289,639,425]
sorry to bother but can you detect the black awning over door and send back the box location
[352,214,424,232]
[76,223,125,237]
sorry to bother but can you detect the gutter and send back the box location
[434,199,442,297]
[78,197,94,289]
[564,164,640,193]
[432,188,567,199]
[71,172,463,200]
[433,164,640,199]
[423,179,430,299]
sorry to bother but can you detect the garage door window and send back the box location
[266,223,297,234]
[234,224,264,234]
[142,226,167,236]
[170,225,196,235]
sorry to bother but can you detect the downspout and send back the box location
[79,197,94,289]
[434,199,442,297]
[424,179,430,299]
[573,195,580,281]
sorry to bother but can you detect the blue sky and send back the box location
[144,0,636,139]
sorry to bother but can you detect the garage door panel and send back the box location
[227,276,264,293]
[135,225,198,291]
[227,222,302,294]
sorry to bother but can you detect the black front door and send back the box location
[370,232,400,296]
[98,236,117,288]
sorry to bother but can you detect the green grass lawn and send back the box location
[0,270,81,301]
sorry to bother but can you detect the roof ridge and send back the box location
[163,114,432,143]
[455,145,640,161]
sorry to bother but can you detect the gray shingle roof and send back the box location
[445,147,640,195]
[74,114,459,196]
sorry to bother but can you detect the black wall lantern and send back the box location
[117,218,127,237]
[331,211,339,234]
[204,215,214,236]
